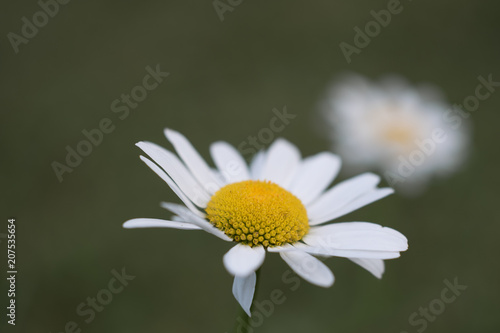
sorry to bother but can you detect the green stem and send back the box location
[233,268,262,332]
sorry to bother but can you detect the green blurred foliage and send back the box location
[1,0,499,332]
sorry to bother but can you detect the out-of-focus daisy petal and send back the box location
[259,139,301,189]
[165,128,223,194]
[232,272,256,317]
[280,250,334,287]
[136,142,211,207]
[123,218,201,230]
[210,141,250,183]
[320,74,470,195]
[349,258,385,279]
[289,152,341,205]
[307,173,381,220]
[224,244,266,277]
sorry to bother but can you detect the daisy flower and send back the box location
[320,74,469,195]
[124,129,408,315]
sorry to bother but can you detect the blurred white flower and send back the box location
[320,74,469,195]
[123,129,408,316]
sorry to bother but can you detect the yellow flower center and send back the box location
[382,125,416,146]
[206,180,309,248]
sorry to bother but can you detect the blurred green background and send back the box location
[1,0,499,332]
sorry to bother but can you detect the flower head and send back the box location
[124,129,408,315]
[320,74,469,195]
[206,180,309,247]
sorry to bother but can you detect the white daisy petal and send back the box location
[309,187,394,225]
[305,222,408,252]
[139,156,206,218]
[136,142,211,207]
[211,167,227,184]
[310,222,407,241]
[170,215,184,222]
[289,152,341,205]
[161,202,232,242]
[307,173,381,220]
[260,139,301,189]
[123,218,201,230]
[232,272,256,317]
[250,150,266,180]
[164,128,223,194]
[160,202,203,222]
[349,258,385,279]
[280,250,334,287]
[210,141,250,183]
[276,242,401,259]
[223,244,266,277]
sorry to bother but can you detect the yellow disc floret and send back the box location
[206,180,309,247]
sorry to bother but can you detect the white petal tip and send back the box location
[122,219,146,229]
[384,187,395,195]
[164,128,179,140]
[387,253,401,259]
[135,141,148,148]
[232,273,256,318]
[315,277,335,288]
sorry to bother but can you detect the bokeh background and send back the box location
[1,0,499,332]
